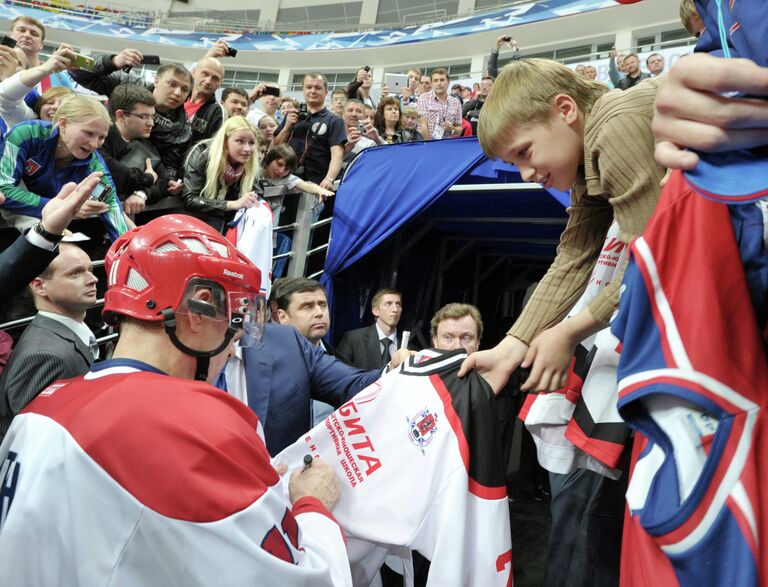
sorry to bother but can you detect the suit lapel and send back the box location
[33,314,92,365]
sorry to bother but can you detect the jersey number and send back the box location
[260,508,302,564]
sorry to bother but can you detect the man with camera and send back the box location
[341,99,385,169]
[272,73,346,191]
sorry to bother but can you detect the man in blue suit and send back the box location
[221,278,410,456]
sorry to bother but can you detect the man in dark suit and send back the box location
[222,322,381,456]
[337,288,407,371]
[0,243,98,440]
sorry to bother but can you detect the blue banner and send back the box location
[1,0,619,51]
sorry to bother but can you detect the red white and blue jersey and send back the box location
[0,359,352,586]
[611,170,768,586]
[277,350,513,587]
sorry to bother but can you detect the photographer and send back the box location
[345,66,376,109]
[342,98,385,168]
[488,34,520,78]
[272,73,346,191]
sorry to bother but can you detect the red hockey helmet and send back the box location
[103,214,264,344]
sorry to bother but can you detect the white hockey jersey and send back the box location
[0,359,352,586]
[520,220,629,479]
[227,200,274,298]
[277,350,513,587]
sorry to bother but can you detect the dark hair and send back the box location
[156,63,193,84]
[271,277,325,311]
[373,96,402,133]
[109,84,155,119]
[222,87,249,102]
[431,67,450,81]
[645,53,663,66]
[263,143,298,170]
[303,73,328,90]
[371,288,401,308]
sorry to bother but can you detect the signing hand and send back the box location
[289,457,341,511]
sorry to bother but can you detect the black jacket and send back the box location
[70,55,192,193]
[189,94,223,148]
[182,142,257,233]
[99,126,162,203]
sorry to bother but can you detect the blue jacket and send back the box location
[239,324,381,456]
[0,120,127,240]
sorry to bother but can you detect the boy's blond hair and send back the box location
[679,0,704,36]
[478,58,607,160]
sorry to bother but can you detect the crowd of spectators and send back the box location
[3,0,763,583]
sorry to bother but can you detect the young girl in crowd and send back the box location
[182,115,264,232]
[257,115,278,149]
[401,106,424,142]
[0,93,128,241]
[260,143,334,226]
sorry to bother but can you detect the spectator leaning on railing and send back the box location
[0,94,129,240]
[69,50,193,202]
[182,115,263,233]
[99,84,162,217]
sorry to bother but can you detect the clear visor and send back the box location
[181,279,265,348]
[227,291,266,347]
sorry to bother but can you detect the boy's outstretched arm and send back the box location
[654,53,768,169]
[520,307,603,393]
[457,335,528,394]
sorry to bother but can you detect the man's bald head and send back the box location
[192,57,224,99]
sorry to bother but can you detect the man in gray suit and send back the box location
[0,243,98,440]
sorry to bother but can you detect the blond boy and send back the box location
[460,58,664,393]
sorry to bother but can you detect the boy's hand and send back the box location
[457,335,528,394]
[653,53,768,170]
[520,323,578,392]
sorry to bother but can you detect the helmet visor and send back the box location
[228,291,266,347]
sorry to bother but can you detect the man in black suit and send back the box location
[0,242,98,440]
[337,288,406,371]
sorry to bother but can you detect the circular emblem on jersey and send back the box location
[312,122,328,136]
[407,408,438,450]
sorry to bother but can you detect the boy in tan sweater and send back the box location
[459,58,664,393]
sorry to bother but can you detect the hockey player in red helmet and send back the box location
[103,213,267,382]
[0,215,352,586]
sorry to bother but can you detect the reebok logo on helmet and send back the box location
[223,268,245,280]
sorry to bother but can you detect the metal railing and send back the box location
[0,191,332,341]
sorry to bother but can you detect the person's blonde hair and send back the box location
[430,303,483,341]
[52,94,110,128]
[679,0,704,36]
[198,116,263,200]
[34,86,74,119]
[478,58,607,160]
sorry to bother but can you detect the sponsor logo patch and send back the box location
[24,158,41,175]
[407,408,438,453]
